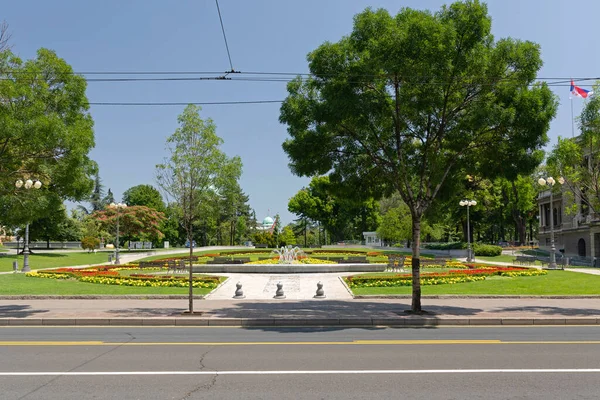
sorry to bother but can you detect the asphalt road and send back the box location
[2,326,600,399]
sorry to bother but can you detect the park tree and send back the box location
[161,203,184,247]
[76,173,106,215]
[123,184,166,213]
[0,21,11,52]
[91,205,166,244]
[288,176,379,243]
[279,225,297,246]
[279,1,557,312]
[156,104,242,313]
[377,196,412,246]
[0,48,97,229]
[123,184,168,246]
[28,200,82,247]
[103,189,115,206]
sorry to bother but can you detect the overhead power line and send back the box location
[5,69,599,81]
[87,100,284,106]
[215,0,235,73]
[2,70,597,87]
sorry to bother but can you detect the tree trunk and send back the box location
[304,219,308,247]
[515,216,526,245]
[411,215,422,313]
[187,215,194,313]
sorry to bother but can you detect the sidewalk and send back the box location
[2,297,600,327]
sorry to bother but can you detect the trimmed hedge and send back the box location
[424,242,465,250]
[473,244,502,256]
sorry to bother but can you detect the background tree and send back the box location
[377,194,412,246]
[91,205,166,244]
[156,104,241,313]
[279,225,297,246]
[28,201,82,248]
[161,203,184,247]
[280,2,557,312]
[288,176,379,243]
[0,20,11,52]
[76,173,105,215]
[123,184,169,246]
[103,188,115,206]
[123,184,166,213]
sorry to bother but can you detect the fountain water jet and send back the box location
[271,245,306,264]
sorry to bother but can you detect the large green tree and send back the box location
[279,1,557,312]
[0,48,97,228]
[156,104,242,313]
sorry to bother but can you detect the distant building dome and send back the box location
[262,216,274,227]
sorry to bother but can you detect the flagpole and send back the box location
[571,96,575,138]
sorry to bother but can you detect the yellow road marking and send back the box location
[0,341,105,346]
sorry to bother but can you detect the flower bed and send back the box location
[345,265,547,288]
[26,265,222,288]
[78,275,219,288]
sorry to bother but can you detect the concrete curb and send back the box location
[353,295,600,299]
[0,295,205,300]
[1,317,599,327]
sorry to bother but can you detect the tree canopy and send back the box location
[123,184,166,213]
[279,1,557,312]
[0,48,97,227]
[0,49,97,201]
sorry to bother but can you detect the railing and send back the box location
[3,241,82,249]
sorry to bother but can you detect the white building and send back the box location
[362,231,382,246]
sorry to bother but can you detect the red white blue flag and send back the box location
[571,79,592,98]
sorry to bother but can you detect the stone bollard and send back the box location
[314,281,326,299]
[273,282,286,299]
[233,282,245,299]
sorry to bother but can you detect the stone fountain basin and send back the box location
[191,263,386,274]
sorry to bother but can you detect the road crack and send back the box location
[180,346,218,399]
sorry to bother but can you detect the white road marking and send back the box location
[2,369,600,376]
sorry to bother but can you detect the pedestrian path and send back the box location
[205,273,354,300]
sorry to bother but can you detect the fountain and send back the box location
[271,245,306,264]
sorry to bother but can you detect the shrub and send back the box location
[423,242,465,250]
[81,236,100,252]
[473,244,502,256]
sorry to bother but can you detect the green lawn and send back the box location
[0,273,218,295]
[349,270,600,296]
[0,252,112,272]
[476,254,545,266]
[475,255,518,263]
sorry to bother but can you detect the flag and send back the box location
[571,79,593,98]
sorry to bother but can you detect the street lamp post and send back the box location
[460,199,477,262]
[538,176,564,270]
[15,179,42,273]
[109,202,127,265]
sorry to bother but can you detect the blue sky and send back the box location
[3,0,597,225]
